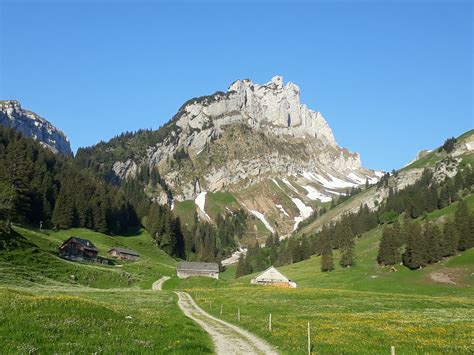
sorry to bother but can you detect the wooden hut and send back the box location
[108,247,140,260]
[176,261,220,279]
[58,237,99,262]
[251,266,297,288]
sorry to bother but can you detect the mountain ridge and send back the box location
[0,100,72,156]
[75,76,381,235]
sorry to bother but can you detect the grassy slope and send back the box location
[0,287,212,354]
[0,227,212,354]
[1,227,177,289]
[169,194,474,354]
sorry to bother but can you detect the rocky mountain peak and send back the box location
[177,76,337,150]
[0,100,72,156]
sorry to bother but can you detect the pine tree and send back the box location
[440,219,459,257]
[0,181,15,231]
[320,233,334,272]
[456,200,474,251]
[52,182,76,229]
[424,223,442,263]
[378,226,397,265]
[339,224,355,267]
[403,222,426,269]
[300,234,311,261]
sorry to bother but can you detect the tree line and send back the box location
[378,200,474,269]
[0,126,137,235]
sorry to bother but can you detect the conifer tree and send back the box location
[301,234,311,261]
[52,182,75,229]
[424,223,442,263]
[320,233,334,272]
[403,222,426,269]
[441,219,459,257]
[339,224,355,267]
[456,200,474,251]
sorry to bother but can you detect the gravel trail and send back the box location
[175,291,278,355]
[151,276,171,291]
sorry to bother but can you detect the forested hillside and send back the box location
[0,126,136,234]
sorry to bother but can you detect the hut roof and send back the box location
[60,237,98,252]
[177,261,219,273]
[109,247,140,256]
[254,266,290,283]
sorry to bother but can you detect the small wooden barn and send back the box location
[251,266,297,288]
[58,237,99,262]
[176,261,220,279]
[108,247,140,260]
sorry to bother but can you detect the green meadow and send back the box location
[175,229,473,354]
[168,202,474,354]
[0,227,211,354]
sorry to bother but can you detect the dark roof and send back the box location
[61,237,98,252]
[109,247,140,256]
[177,261,219,273]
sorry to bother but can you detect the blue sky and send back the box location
[1,0,472,171]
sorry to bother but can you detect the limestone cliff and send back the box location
[0,100,72,156]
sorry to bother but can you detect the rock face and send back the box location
[0,100,72,156]
[177,75,338,152]
[104,76,378,199]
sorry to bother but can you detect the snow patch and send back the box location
[275,204,290,217]
[302,185,332,202]
[327,174,358,188]
[249,209,275,233]
[291,198,313,231]
[271,178,283,190]
[221,248,247,266]
[195,192,211,221]
[347,172,367,185]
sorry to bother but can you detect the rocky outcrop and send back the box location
[0,100,72,156]
[105,76,377,201]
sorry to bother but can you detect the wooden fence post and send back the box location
[269,313,272,332]
[238,307,241,321]
[391,346,395,355]
[307,321,311,355]
[220,304,223,316]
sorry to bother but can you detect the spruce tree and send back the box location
[52,183,75,229]
[424,223,442,263]
[301,234,311,260]
[441,219,459,257]
[339,224,355,267]
[403,222,426,269]
[378,226,397,265]
[320,233,334,272]
[456,200,474,250]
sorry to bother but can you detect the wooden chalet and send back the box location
[176,261,220,279]
[58,237,99,262]
[251,266,297,288]
[108,247,140,260]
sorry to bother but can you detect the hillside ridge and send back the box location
[0,100,72,156]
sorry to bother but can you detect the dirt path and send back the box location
[152,276,171,291]
[175,291,278,355]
